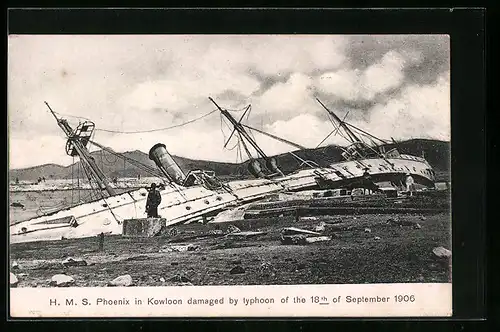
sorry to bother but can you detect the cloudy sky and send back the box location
[8,35,449,169]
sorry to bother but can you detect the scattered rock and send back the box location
[413,223,422,230]
[10,273,18,287]
[108,274,133,287]
[17,273,28,277]
[62,257,88,267]
[420,216,427,221]
[12,261,19,270]
[171,262,179,266]
[201,257,207,261]
[302,216,318,221]
[179,282,194,286]
[208,229,224,235]
[51,274,75,287]
[230,266,245,275]
[374,236,381,240]
[160,277,166,282]
[432,247,452,258]
[364,228,372,233]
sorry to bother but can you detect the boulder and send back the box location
[51,274,75,287]
[108,274,133,287]
[433,247,452,258]
[62,257,88,267]
[364,228,372,233]
[10,273,18,287]
[374,236,381,240]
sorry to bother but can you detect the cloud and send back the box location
[8,35,450,169]
[367,71,450,141]
[315,50,423,102]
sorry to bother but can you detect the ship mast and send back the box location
[315,98,362,144]
[45,102,116,196]
[209,97,269,160]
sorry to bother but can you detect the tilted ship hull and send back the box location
[9,99,436,244]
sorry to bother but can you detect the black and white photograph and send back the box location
[8,33,452,316]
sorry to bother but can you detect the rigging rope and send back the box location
[94,109,219,134]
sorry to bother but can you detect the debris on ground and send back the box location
[420,216,427,221]
[12,261,19,270]
[413,223,422,229]
[62,257,88,267]
[160,277,165,282]
[364,228,372,233]
[374,236,381,240]
[302,216,318,221]
[226,225,241,234]
[108,274,133,287]
[282,227,321,236]
[281,234,331,245]
[304,236,331,244]
[10,273,19,287]
[208,229,224,235]
[230,266,246,275]
[159,244,199,253]
[51,274,75,287]
[280,234,307,245]
[226,231,267,238]
[314,222,326,232]
[432,246,452,258]
[167,275,192,283]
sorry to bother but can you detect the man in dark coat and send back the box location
[146,183,162,218]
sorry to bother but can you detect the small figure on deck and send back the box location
[146,183,162,218]
[15,177,19,185]
[405,173,415,196]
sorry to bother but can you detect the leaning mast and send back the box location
[45,102,116,196]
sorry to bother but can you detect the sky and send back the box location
[8,34,450,169]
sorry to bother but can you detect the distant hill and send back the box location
[9,139,450,182]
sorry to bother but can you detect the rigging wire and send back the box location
[94,109,219,134]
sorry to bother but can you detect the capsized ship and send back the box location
[9,98,435,243]
[208,97,436,196]
[10,103,287,244]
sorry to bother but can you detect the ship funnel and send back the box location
[149,143,187,186]
[265,157,282,175]
[248,159,266,178]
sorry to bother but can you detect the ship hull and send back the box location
[9,155,434,244]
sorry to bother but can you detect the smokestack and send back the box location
[148,143,187,186]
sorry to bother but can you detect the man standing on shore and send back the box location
[405,173,415,197]
[146,183,162,218]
